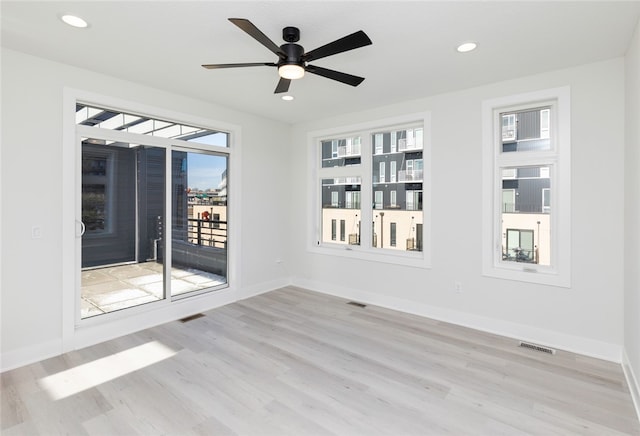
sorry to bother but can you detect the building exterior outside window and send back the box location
[319,126,425,253]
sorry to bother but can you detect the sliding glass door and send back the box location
[80,139,166,318]
[77,103,231,321]
[170,150,228,297]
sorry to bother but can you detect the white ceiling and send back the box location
[2,1,640,124]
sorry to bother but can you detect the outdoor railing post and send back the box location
[197,213,202,246]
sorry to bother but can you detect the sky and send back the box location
[187,153,227,191]
[186,133,228,191]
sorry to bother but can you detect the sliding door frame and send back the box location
[62,88,241,352]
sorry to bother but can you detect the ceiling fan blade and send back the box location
[274,78,291,94]
[202,62,276,69]
[228,18,285,57]
[303,30,372,62]
[305,65,365,87]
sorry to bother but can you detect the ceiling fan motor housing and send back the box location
[279,42,305,68]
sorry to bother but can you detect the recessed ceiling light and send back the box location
[456,42,477,53]
[281,95,294,101]
[61,14,88,28]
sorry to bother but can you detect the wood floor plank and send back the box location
[2,286,639,435]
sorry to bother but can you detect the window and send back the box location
[502,113,516,141]
[483,87,570,287]
[312,113,430,268]
[390,222,397,247]
[540,109,550,139]
[321,136,361,168]
[505,229,535,263]
[331,219,337,241]
[542,188,551,213]
[81,151,114,235]
[374,133,383,154]
[345,191,361,209]
[374,191,383,209]
[502,189,515,212]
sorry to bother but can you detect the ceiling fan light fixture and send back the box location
[278,64,305,80]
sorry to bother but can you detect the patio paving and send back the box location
[81,262,226,318]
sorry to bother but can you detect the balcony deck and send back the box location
[81,262,226,319]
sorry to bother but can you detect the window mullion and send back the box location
[360,131,373,249]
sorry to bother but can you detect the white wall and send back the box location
[624,19,640,418]
[290,58,626,361]
[0,48,291,369]
[1,44,635,377]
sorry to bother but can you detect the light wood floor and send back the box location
[2,287,639,435]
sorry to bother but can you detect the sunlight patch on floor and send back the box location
[38,341,178,400]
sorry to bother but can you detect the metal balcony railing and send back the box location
[397,170,423,182]
[502,247,538,263]
[187,218,227,248]
[398,139,423,151]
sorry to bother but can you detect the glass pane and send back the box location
[501,107,551,153]
[81,139,166,319]
[171,151,228,296]
[501,165,550,265]
[321,136,361,168]
[372,128,423,251]
[321,176,361,245]
[76,103,229,147]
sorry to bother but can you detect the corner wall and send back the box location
[624,18,640,419]
[290,58,626,362]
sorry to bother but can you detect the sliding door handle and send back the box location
[76,220,86,237]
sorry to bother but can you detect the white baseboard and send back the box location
[1,339,62,373]
[1,278,291,373]
[291,277,622,363]
[623,349,640,422]
[238,277,292,301]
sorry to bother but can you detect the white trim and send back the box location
[0,277,288,372]
[308,112,432,269]
[291,278,622,363]
[238,278,292,301]
[623,349,640,422]
[1,339,63,373]
[68,288,237,352]
[62,88,241,353]
[482,87,571,288]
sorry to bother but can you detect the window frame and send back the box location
[308,112,431,269]
[482,87,571,287]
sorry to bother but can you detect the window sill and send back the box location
[483,263,570,288]
[309,243,431,269]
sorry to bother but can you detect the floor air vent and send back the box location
[519,341,556,355]
[180,313,205,323]
[347,301,367,308]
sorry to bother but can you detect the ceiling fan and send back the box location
[202,18,372,94]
